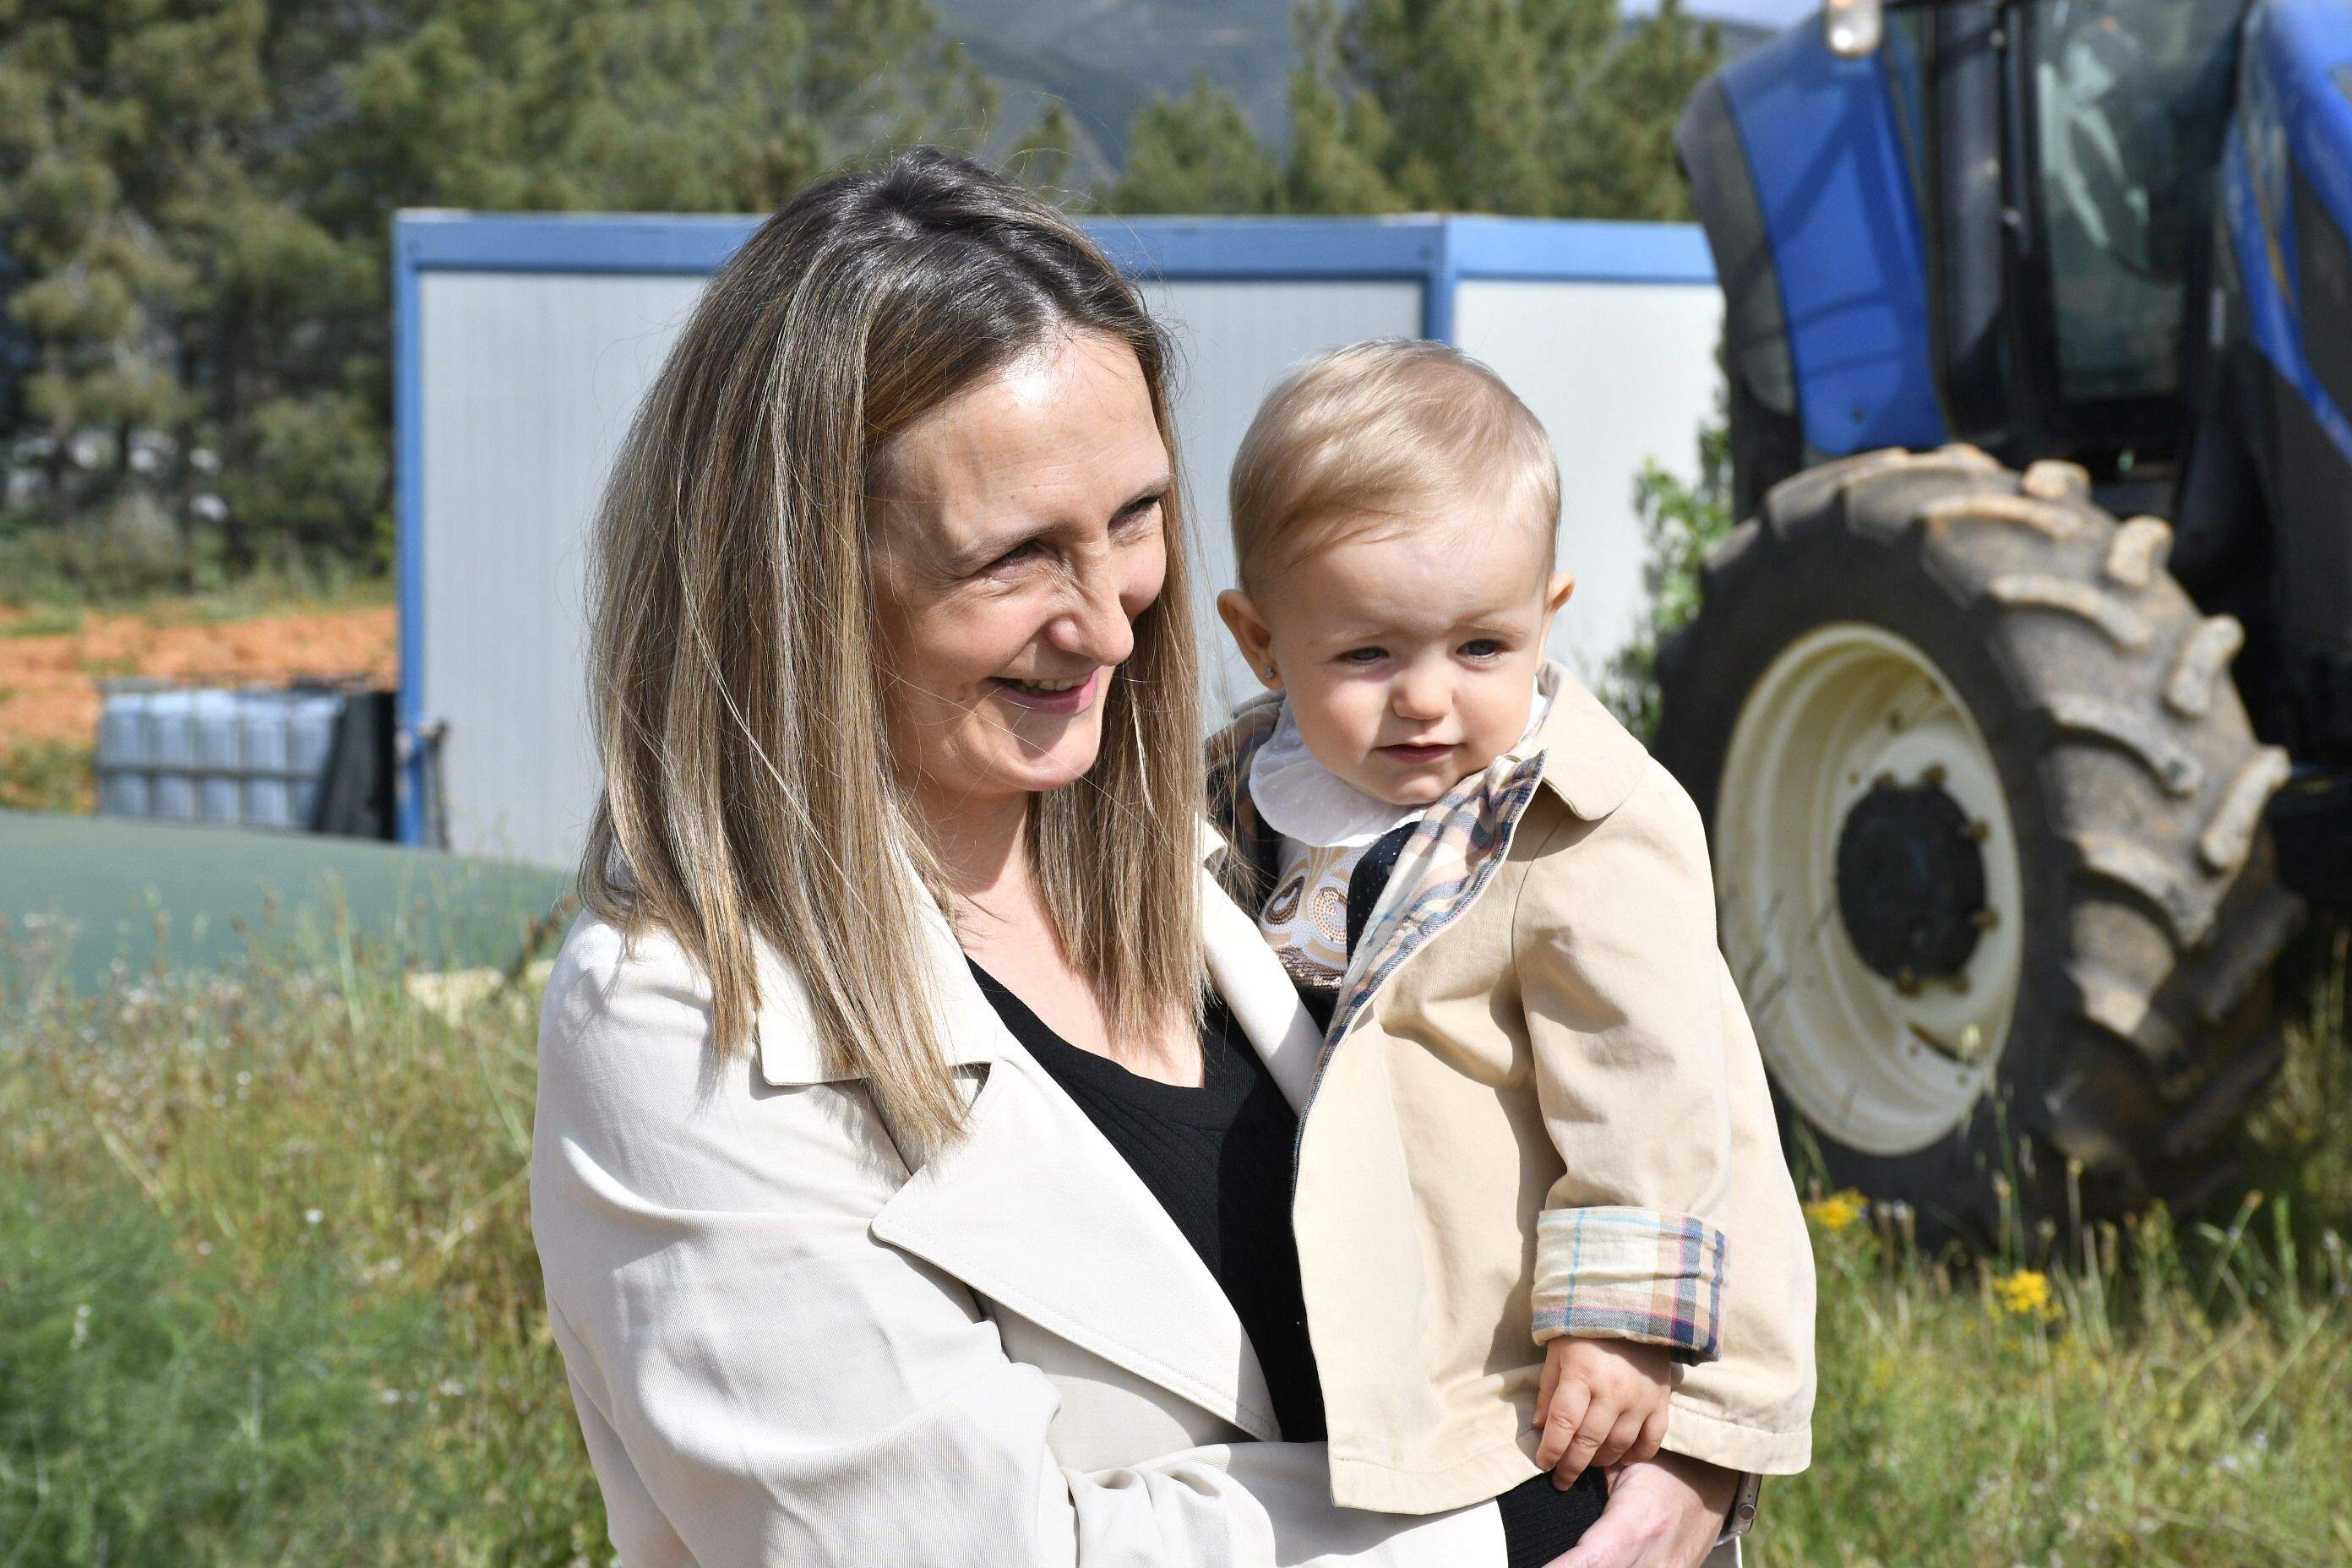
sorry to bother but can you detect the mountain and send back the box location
[937,0,1784,182]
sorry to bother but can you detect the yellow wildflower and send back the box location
[1804,1190,1867,1233]
[1992,1268,2061,1321]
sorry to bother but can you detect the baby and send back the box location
[1210,340,1751,1542]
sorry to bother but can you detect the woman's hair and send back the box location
[580,147,1204,1152]
[1228,338,1559,595]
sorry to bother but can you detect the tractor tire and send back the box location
[1655,445,2305,1241]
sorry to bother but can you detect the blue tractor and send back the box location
[1658,0,2351,1233]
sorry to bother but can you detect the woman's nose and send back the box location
[1044,558,1135,667]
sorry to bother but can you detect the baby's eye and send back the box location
[1458,639,1505,659]
[1337,646,1387,666]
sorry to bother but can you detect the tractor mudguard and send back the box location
[1707,18,1946,460]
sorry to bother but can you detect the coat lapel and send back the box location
[842,893,1288,1442]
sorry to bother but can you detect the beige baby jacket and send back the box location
[1209,660,1816,1514]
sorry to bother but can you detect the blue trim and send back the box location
[392,210,1713,287]
[1421,220,1456,339]
[389,209,1718,845]
[1446,216,1717,285]
[396,210,762,275]
[392,218,427,845]
[1084,216,1444,279]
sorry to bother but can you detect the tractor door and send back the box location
[2010,0,2247,465]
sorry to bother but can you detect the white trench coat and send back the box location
[530,855,1745,1565]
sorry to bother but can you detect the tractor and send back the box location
[1659,0,2352,1236]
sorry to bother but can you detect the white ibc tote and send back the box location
[395,211,1722,868]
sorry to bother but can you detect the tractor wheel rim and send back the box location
[1716,623,2024,1156]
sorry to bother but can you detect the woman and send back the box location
[530,148,1783,1566]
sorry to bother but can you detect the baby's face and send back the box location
[1222,510,1573,807]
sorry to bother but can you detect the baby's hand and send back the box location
[1531,1337,1670,1486]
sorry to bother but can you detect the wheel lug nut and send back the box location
[1921,763,1947,786]
[1971,906,2000,929]
[1963,819,1990,843]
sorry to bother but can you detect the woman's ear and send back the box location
[1217,589,1282,690]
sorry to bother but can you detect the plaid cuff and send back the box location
[1530,1206,1727,1362]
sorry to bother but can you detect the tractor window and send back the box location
[2029,0,2244,406]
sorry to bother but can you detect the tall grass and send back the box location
[2,910,2346,1565]
[0,912,602,1565]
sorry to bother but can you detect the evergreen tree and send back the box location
[1108,0,1722,223]
[0,0,996,583]
[1282,1,1404,215]
[1007,99,1081,196]
[1108,72,1281,216]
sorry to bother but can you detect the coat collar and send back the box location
[1207,658,1649,831]
[1526,658,1650,820]
[748,836,1320,1442]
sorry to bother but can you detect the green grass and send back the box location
[2,912,2345,1565]
[0,911,603,1566]
[0,741,95,814]
[1,604,87,639]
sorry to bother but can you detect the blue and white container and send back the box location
[95,681,362,833]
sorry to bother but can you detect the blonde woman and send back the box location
[530,149,1763,1567]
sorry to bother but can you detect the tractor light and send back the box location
[1824,0,1885,58]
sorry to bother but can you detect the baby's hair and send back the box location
[1228,338,1560,596]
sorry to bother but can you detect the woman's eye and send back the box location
[987,542,1043,571]
[1459,640,1504,659]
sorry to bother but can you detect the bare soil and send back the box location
[0,603,397,752]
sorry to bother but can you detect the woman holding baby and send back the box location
[528,149,1812,1568]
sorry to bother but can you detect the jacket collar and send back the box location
[1526,658,1650,820]
[1206,658,1649,833]
[747,831,1319,1442]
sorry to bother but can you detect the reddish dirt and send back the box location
[0,604,397,752]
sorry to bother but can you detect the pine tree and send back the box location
[1105,0,1723,224]
[0,0,999,583]
[1109,72,1282,216]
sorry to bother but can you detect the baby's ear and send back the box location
[1216,590,1282,690]
[1545,571,1577,617]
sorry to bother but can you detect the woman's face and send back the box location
[869,329,1173,819]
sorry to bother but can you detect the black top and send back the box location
[966,960,1603,1565]
[966,960,1328,1442]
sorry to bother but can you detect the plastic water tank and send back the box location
[95,680,362,834]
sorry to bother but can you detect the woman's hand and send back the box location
[1546,1451,1735,1568]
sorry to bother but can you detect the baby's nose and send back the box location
[1391,672,1450,721]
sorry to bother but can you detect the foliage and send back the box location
[0,738,91,812]
[0,0,1008,586]
[1109,0,1723,219]
[0,906,606,1565]
[1599,410,1735,741]
[1759,939,2352,1565]
[3,900,2347,1565]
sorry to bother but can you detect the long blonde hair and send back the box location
[580,149,1205,1152]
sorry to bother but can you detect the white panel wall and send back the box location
[1141,280,1424,720]
[416,265,1716,870]
[416,270,1418,868]
[417,271,705,868]
[1453,279,1724,689]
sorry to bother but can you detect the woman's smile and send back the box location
[993,668,1100,714]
